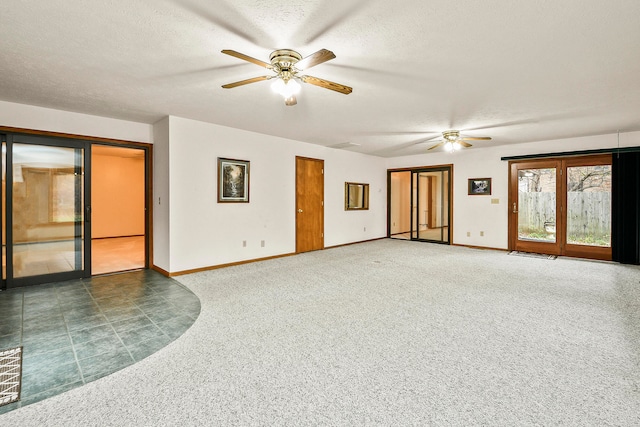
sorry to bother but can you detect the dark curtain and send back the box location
[612,152,640,264]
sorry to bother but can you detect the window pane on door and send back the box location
[12,144,84,278]
[566,165,612,247]
[518,168,556,242]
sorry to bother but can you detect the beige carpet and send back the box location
[1,239,639,426]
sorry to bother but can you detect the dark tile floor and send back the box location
[0,270,201,414]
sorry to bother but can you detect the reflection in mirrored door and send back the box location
[389,171,411,240]
[389,166,451,244]
[413,170,450,242]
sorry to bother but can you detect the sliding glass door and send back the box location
[1,132,151,288]
[4,135,90,287]
[412,169,450,242]
[509,155,612,260]
[389,166,452,244]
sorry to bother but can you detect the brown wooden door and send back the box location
[296,156,324,253]
[509,160,563,255]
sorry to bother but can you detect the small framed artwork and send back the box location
[217,158,250,203]
[468,178,492,195]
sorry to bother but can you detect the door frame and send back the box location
[508,154,612,260]
[1,127,153,288]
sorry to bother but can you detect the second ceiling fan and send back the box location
[426,130,492,152]
[221,48,352,106]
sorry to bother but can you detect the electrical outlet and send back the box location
[261,240,265,247]
[242,240,246,247]
[480,231,484,237]
[364,227,366,232]
[466,232,471,237]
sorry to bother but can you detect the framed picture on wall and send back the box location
[468,178,491,195]
[217,158,250,203]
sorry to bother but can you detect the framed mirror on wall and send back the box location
[345,182,369,210]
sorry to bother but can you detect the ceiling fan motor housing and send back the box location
[443,130,460,141]
[270,49,302,81]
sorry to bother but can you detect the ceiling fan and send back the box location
[221,48,352,106]
[426,130,492,152]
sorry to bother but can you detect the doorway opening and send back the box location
[388,165,452,243]
[91,145,146,275]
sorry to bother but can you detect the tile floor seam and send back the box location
[124,297,174,358]
[57,287,87,385]
[83,281,139,368]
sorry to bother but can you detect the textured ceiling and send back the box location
[1,0,639,157]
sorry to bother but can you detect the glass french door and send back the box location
[3,134,91,288]
[388,166,451,244]
[510,160,561,255]
[509,155,612,260]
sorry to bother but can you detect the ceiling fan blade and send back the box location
[221,50,272,68]
[221,76,271,88]
[419,135,445,143]
[285,95,297,106]
[460,136,492,141]
[427,142,444,151]
[300,75,352,94]
[459,141,473,148]
[295,49,336,71]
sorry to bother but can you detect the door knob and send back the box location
[512,202,518,213]
[298,209,303,213]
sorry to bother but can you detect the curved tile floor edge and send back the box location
[0,269,201,414]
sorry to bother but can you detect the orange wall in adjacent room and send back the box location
[92,147,145,238]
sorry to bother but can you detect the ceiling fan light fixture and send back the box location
[443,141,461,152]
[271,78,301,98]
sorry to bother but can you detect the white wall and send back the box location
[386,131,640,250]
[152,117,171,271]
[156,116,387,273]
[92,153,145,238]
[0,100,152,142]
[0,101,387,275]
[6,99,636,271]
